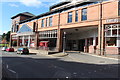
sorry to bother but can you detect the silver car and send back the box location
[1,47,8,51]
[17,48,29,54]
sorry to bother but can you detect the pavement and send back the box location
[27,49,120,65]
[13,48,120,60]
[66,52,119,64]
[29,48,119,60]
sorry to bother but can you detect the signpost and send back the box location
[63,32,66,53]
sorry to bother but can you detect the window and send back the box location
[11,27,13,32]
[118,29,120,35]
[81,8,87,21]
[68,12,72,23]
[11,26,14,32]
[49,17,52,27]
[106,37,117,46]
[118,1,120,16]
[41,19,44,27]
[16,25,19,32]
[75,10,78,22]
[88,38,93,45]
[112,29,117,35]
[33,22,36,32]
[106,30,111,36]
[46,18,49,27]
[105,24,119,37]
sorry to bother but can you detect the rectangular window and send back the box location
[46,18,49,27]
[41,19,44,27]
[112,29,117,35]
[49,17,52,27]
[106,30,111,36]
[106,37,117,46]
[118,1,120,16]
[81,8,87,21]
[88,38,93,45]
[16,25,19,32]
[118,29,120,36]
[68,12,72,23]
[33,22,36,32]
[12,26,14,32]
[75,10,78,22]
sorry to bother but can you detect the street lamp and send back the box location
[63,32,66,53]
[104,28,108,56]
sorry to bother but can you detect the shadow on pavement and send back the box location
[17,53,37,55]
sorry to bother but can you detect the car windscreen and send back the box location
[18,48,23,51]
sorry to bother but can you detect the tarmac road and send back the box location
[0,50,119,80]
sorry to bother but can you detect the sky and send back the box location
[0,0,66,35]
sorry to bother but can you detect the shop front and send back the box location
[105,24,120,54]
[11,35,17,47]
[39,30,57,51]
[15,24,35,48]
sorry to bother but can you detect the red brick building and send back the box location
[10,0,120,55]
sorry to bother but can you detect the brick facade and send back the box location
[10,0,120,55]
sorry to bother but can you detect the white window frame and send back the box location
[105,24,120,47]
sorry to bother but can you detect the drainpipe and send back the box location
[56,9,62,52]
[99,0,103,55]
[35,20,39,49]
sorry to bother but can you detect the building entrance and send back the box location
[78,39,85,52]
[63,26,98,53]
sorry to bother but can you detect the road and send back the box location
[0,50,119,79]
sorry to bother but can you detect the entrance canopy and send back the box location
[63,26,98,40]
[17,24,35,36]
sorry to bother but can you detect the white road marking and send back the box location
[6,64,16,73]
[8,69,16,74]
[66,76,69,78]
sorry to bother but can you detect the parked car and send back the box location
[6,48,14,52]
[17,48,29,54]
[30,42,35,47]
[1,47,8,51]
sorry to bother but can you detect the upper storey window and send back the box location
[68,12,72,23]
[49,17,52,27]
[46,18,49,27]
[81,8,87,21]
[118,1,120,16]
[11,25,19,33]
[41,19,44,27]
[75,10,78,22]
[11,26,14,32]
[17,24,32,33]
[16,25,19,32]
[33,22,36,32]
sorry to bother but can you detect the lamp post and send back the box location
[63,32,66,53]
[104,28,108,56]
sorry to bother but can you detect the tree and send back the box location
[1,31,11,43]
[5,31,10,42]
[2,33,6,40]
